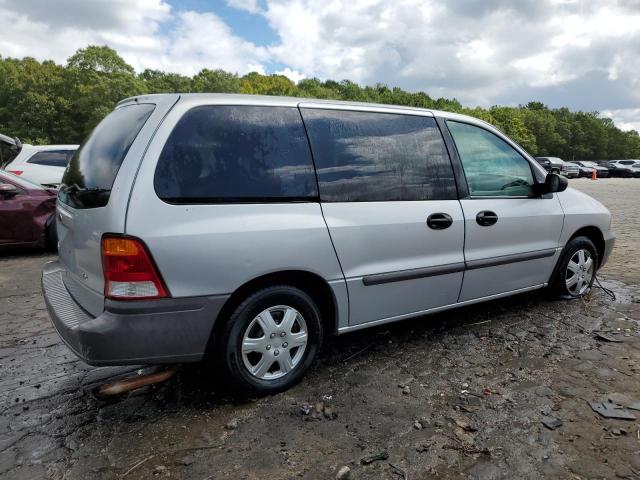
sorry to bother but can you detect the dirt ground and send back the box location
[1,178,639,480]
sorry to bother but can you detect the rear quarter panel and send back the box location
[125,97,348,324]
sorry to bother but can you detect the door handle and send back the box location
[426,213,453,230]
[476,210,498,226]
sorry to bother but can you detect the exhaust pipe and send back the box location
[97,366,179,397]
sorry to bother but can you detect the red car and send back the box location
[0,170,57,250]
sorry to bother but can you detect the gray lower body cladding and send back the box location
[601,234,615,268]
[42,261,228,366]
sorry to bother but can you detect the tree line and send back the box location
[1,45,638,160]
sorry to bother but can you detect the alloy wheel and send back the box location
[241,305,308,380]
[565,248,594,296]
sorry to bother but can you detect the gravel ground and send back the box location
[1,178,639,480]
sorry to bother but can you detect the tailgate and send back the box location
[56,95,180,315]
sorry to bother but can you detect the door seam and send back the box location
[457,199,467,302]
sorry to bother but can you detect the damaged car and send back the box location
[42,94,615,394]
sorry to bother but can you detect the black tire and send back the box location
[45,215,58,252]
[549,236,597,298]
[221,285,323,395]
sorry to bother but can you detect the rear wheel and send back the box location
[221,286,323,395]
[550,236,597,298]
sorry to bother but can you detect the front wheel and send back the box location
[549,236,597,298]
[221,286,323,395]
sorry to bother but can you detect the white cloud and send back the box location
[149,11,268,75]
[602,108,640,132]
[226,0,262,14]
[0,0,639,116]
[276,67,305,83]
[0,0,267,76]
[0,0,171,64]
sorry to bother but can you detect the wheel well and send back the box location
[569,226,605,267]
[207,270,338,356]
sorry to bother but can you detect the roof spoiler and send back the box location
[0,133,22,151]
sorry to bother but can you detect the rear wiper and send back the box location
[61,184,110,196]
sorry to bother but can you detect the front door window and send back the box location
[448,121,535,197]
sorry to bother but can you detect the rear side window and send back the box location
[27,150,75,167]
[155,106,317,203]
[60,104,155,209]
[300,109,456,202]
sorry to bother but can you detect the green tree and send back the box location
[489,106,537,153]
[239,72,297,96]
[521,103,565,156]
[139,69,193,93]
[0,45,638,160]
[192,69,240,93]
[63,46,146,141]
[67,46,134,74]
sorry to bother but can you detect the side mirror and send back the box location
[0,183,19,197]
[541,173,568,194]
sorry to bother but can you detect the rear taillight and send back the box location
[8,170,23,175]
[101,235,168,300]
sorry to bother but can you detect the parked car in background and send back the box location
[0,133,21,168]
[42,94,615,395]
[4,144,78,186]
[0,170,57,250]
[568,161,593,178]
[535,157,579,178]
[559,159,580,178]
[607,160,640,178]
[603,161,634,178]
[535,156,563,173]
[534,157,552,172]
[569,161,610,178]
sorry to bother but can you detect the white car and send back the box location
[4,144,78,186]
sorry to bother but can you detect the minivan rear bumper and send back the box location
[42,261,229,366]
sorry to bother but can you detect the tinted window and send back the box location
[60,104,155,209]
[0,144,18,169]
[155,106,317,202]
[448,121,535,197]
[301,109,456,202]
[27,150,75,167]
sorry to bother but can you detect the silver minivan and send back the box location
[43,94,615,394]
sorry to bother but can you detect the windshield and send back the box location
[1,170,43,190]
[59,103,155,209]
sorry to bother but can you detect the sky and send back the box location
[0,0,639,131]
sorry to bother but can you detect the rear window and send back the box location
[27,150,75,167]
[0,143,18,169]
[300,109,457,202]
[154,106,317,203]
[59,104,155,209]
